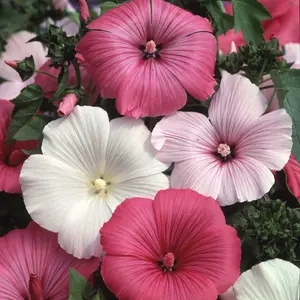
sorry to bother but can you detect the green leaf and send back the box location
[69,268,93,300]
[206,3,234,35]
[6,85,44,143]
[50,66,69,102]
[271,69,300,163]
[100,1,119,14]
[231,0,272,44]
[16,55,35,82]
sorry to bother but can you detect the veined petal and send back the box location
[232,259,300,300]
[151,111,219,163]
[116,59,187,117]
[105,117,168,183]
[42,106,109,179]
[209,72,267,145]
[236,109,292,170]
[0,164,22,194]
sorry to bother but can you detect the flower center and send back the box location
[94,178,107,191]
[142,40,161,59]
[145,40,156,54]
[161,252,175,272]
[29,273,43,300]
[217,143,231,158]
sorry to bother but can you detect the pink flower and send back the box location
[100,189,241,300]
[219,0,300,54]
[57,93,78,116]
[0,222,99,299]
[283,155,300,202]
[0,100,37,193]
[77,0,216,117]
[151,72,292,205]
[79,0,90,23]
[52,0,68,11]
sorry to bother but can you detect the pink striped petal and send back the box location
[208,72,268,145]
[284,155,300,202]
[236,109,292,170]
[116,59,186,117]
[151,111,219,163]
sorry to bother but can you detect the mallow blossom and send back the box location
[151,72,292,205]
[100,189,241,300]
[0,222,99,300]
[77,0,216,117]
[0,100,36,194]
[20,106,169,259]
[221,259,300,300]
[0,31,47,100]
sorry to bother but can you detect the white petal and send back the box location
[108,173,169,211]
[284,43,300,66]
[0,81,28,100]
[151,111,219,163]
[209,72,267,145]
[42,106,110,179]
[233,259,300,300]
[170,156,223,200]
[104,117,168,183]
[0,31,47,81]
[55,17,79,36]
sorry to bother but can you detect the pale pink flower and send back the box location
[0,31,47,100]
[151,72,292,205]
[57,93,78,116]
[219,0,300,54]
[77,0,216,117]
[52,0,68,11]
[0,222,99,299]
[79,0,90,23]
[100,189,241,300]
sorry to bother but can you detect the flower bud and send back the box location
[5,60,18,70]
[57,93,78,117]
[79,0,91,23]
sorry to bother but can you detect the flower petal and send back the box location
[0,164,22,194]
[236,109,292,170]
[209,72,267,145]
[170,157,223,200]
[116,59,187,117]
[151,111,219,163]
[42,106,109,179]
[153,189,241,294]
[284,154,300,201]
[105,117,168,183]
[232,259,300,300]
[218,157,275,205]
[0,81,28,100]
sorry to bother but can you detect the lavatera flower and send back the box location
[151,72,292,206]
[20,106,169,259]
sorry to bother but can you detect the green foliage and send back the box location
[231,0,272,45]
[15,56,36,82]
[69,268,93,300]
[271,69,300,163]
[51,66,70,101]
[228,197,300,270]
[100,1,120,14]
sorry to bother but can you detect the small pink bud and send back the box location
[57,93,78,117]
[229,41,237,54]
[79,0,91,23]
[29,273,43,300]
[5,60,18,69]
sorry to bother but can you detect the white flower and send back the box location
[221,259,300,300]
[20,106,169,259]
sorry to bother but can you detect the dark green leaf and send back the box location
[16,55,36,81]
[231,0,272,44]
[69,268,93,300]
[100,2,119,14]
[271,69,300,163]
[11,84,43,106]
[50,66,69,102]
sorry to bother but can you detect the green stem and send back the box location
[264,89,277,113]
[257,59,268,84]
[35,69,58,80]
[260,85,274,90]
[72,60,82,90]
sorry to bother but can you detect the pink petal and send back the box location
[57,93,78,116]
[102,255,218,300]
[236,109,292,170]
[151,111,219,163]
[170,156,223,200]
[208,72,267,145]
[116,59,187,117]
[284,154,300,202]
[0,164,22,194]
[100,197,162,259]
[218,157,275,205]
[0,81,28,100]
[153,189,241,294]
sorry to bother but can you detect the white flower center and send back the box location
[94,178,107,192]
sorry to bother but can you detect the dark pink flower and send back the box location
[77,0,216,117]
[100,189,241,300]
[283,155,300,202]
[0,100,37,194]
[219,0,300,54]
[79,0,90,23]
[0,222,99,299]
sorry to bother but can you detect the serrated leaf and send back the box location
[69,268,93,300]
[271,69,300,164]
[50,66,69,102]
[100,1,119,14]
[231,0,272,44]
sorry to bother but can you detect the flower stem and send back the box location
[35,69,58,80]
[72,60,82,90]
[260,85,274,90]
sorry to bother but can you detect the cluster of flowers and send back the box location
[0,0,299,299]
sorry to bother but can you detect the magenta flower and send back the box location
[77,0,216,117]
[0,222,99,299]
[151,72,292,206]
[100,189,241,300]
